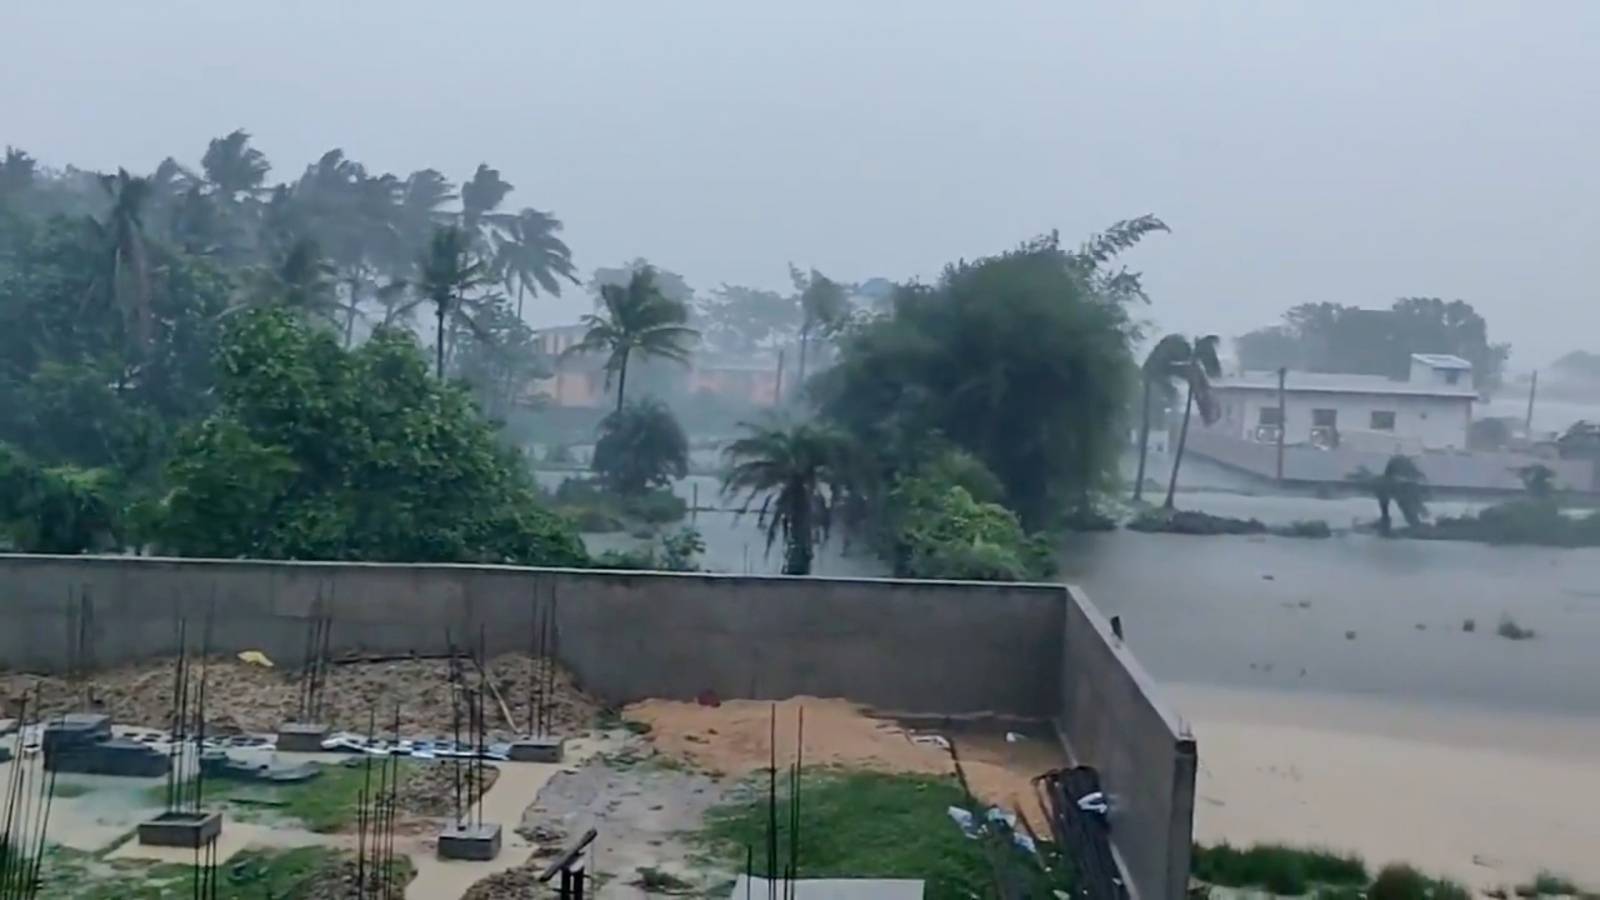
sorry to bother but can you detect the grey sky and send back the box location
[3,1,1596,366]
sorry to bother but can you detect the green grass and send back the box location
[38,846,401,900]
[50,780,95,798]
[699,769,1070,900]
[1369,863,1472,900]
[1531,872,1582,896]
[1192,842,1368,894]
[151,760,406,832]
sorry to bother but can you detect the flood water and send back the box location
[541,466,1600,720]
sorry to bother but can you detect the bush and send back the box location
[1128,508,1266,536]
[1496,614,1536,641]
[592,527,704,572]
[889,478,1056,582]
[1272,519,1333,539]
[1369,865,1434,900]
[550,478,685,529]
[1414,499,1600,548]
[1191,842,1366,894]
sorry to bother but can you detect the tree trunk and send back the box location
[343,275,360,348]
[1133,376,1152,502]
[434,303,446,379]
[615,350,629,413]
[785,483,813,575]
[1164,381,1195,509]
[516,280,525,322]
[797,325,811,385]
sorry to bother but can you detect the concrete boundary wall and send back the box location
[1059,592,1197,900]
[0,554,1195,899]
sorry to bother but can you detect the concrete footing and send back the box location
[437,822,502,860]
[274,722,330,752]
[138,810,223,848]
[507,736,564,763]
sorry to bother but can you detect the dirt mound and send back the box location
[399,761,501,817]
[460,864,544,900]
[0,653,599,738]
[623,696,1055,831]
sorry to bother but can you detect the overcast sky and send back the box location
[3,1,1596,366]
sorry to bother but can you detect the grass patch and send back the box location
[1369,863,1471,900]
[1192,842,1367,894]
[37,846,391,900]
[700,770,1069,900]
[1532,872,1581,895]
[154,760,403,832]
[50,781,95,798]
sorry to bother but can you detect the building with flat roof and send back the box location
[1206,353,1477,454]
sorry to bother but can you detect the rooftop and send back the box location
[1213,370,1478,399]
[1411,353,1472,370]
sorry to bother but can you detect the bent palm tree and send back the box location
[1163,335,1223,509]
[495,207,579,321]
[1133,334,1191,502]
[723,419,852,575]
[417,225,491,379]
[565,267,698,412]
[1348,455,1428,535]
[200,129,270,201]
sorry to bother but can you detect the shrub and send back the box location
[1128,508,1266,536]
[1496,614,1536,641]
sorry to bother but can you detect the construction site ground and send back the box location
[1,658,1065,899]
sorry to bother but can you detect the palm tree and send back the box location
[494,207,578,321]
[791,266,848,383]
[417,225,491,379]
[723,419,853,575]
[460,163,513,249]
[1348,455,1428,535]
[95,169,153,347]
[1133,334,1191,503]
[1162,334,1223,509]
[565,267,698,412]
[200,129,270,201]
[245,237,340,324]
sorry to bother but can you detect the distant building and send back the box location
[527,324,607,408]
[527,324,783,409]
[687,354,782,407]
[1205,353,1477,453]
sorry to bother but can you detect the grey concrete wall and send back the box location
[0,555,1064,717]
[1059,588,1197,900]
[0,554,1196,899]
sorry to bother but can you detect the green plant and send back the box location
[1191,842,1367,894]
[1369,864,1434,900]
[592,399,688,496]
[564,266,698,412]
[722,418,855,575]
[1533,872,1580,895]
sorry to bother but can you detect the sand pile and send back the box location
[0,653,599,738]
[623,696,1052,830]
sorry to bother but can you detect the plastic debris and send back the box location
[236,649,275,668]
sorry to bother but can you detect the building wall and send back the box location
[0,554,1195,900]
[1213,388,1473,450]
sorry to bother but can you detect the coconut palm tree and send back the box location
[1162,334,1222,509]
[1133,334,1192,503]
[791,266,848,383]
[94,169,153,347]
[200,129,270,202]
[243,236,340,324]
[460,163,513,250]
[417,225,491,379]
[723,419,853,575]
[1348,455,1428,535]
[564,267,698,412]
[494,207,578,321]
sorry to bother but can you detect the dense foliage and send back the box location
[160,310,585,564]
[722,419,854,575]
[814,231,1148,529]
[889,477,1056,581]
[592,399,689,495]
[1236,298,1509,394]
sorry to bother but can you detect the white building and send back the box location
[1205,354,1477,453]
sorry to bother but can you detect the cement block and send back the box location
[46,737,169,777]
[138,810,223,848]
[275,722,330,752]
[507,736,564,763]
[41,713,111,752]
[437,822,502,861]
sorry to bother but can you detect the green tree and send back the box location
[791,266,849,383]
[1133,334,1191,503]
[814,231,1144,529]
[160,308,585,565]
[566,267,698,412]
[93,168,154,346]
[722,419,853,575]
[1348,455,1429,535]
[1162,335,1222,510]
[494,207,578,321]
[591,399,689,496]
[416,225,492,378]
[889,477,1054,582]
[459,163,513,250]
[201,129,271,202]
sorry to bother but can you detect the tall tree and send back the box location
[565,267,698,412]
[1347,455,1428,535]
[1162,335,1222,509]
[460,163,513,250]
[200,129,270,202]
[494,207,578,321]
[1133,334,1191,502]
[592,399,689,496]
[791,266,848,383]
[722,419,852,575]
[93,169,154,347]
[416,225,491,379]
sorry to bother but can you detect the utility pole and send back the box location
[1525,370,1538,438]
[773,349,786,407]
[1275,366,1287,484]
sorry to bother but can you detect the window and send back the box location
[1445,370,1461,385]
[1312,408,1338,428]
[1258,407,1282,426]
[1370,410,1396,431]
